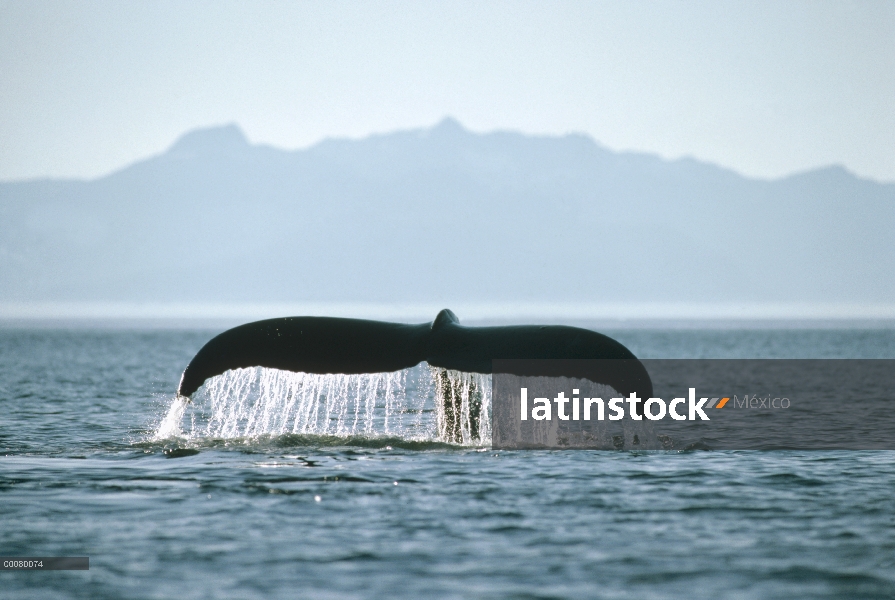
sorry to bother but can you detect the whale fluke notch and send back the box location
[432,308,460,329]
[176,309,652,402]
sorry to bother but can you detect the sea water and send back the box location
[2,327,895,599]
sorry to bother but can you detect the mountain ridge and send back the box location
[5,119,884,187]
[1,119,892,305]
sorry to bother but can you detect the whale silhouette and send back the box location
[177,309,652,405]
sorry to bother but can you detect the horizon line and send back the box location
[3,301,895,325]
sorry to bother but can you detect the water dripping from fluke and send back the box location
[163,309,651,446]
[156,364,490,446]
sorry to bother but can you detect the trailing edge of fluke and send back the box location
[177,309,653,400]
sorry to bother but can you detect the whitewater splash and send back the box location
[155,364,491,445]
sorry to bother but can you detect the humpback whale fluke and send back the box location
[176,309,652,402]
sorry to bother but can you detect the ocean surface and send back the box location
[2,326,895,599]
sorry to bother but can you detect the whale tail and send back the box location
[176,309,651,439]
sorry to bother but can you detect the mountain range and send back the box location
[2,118,893,308]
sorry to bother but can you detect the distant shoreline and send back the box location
[2,301,894,329]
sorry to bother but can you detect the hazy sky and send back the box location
[1,0,893,182]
